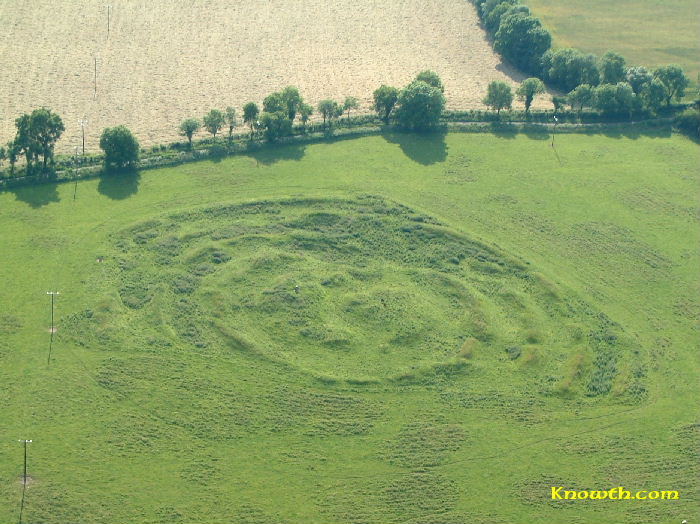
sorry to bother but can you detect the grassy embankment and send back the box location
[0,129,697,523]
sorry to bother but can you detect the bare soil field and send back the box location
[0,0,549,153]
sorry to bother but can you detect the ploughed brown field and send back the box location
[0,0,548,153]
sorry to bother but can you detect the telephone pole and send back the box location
[17,439,32,524]
[79,118,88,154]
[18,440,32,484]
[47,291,60,365]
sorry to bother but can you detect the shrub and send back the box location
[208,142,229,158]
[674,109,700,140]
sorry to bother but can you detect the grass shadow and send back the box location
[521,124,551,140]
[97,170,141,200]
[583,124,673,140]
[490,122,518,140]
[381,129,448,165]
[9,182,60,208]
[247,143,307,166]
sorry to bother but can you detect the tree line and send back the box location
[0,108,140,177]
[2,67,697,178]
[470,0,692,115]
[172,72,446,148]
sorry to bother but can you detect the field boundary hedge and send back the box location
[0,116,679,192]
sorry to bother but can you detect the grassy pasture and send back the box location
[0,130,698,523]
[522,0,700,81]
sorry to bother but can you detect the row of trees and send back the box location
[1,108,65,176]
[372,71,446,129]
[178,91,362,146]
[0,107,139,176]
[3,66,695,177]
[174,73,448,145]
[472,0,691,109]
[482,75,688,116]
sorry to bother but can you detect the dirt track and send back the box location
[0,0,550,153]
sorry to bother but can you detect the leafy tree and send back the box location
[13,108,64,174]
[415,70,444,92]
[483,81,513,114]
[343,96,359,120]
[299,103,314,129]
[179,118,200,149]
[516,77,545,112]
[552,95,567,112]
[542,48,599,92]
[641,78,667,112]
[653,64,689,105]
[599,51,626,84]
[263,92,285,113]
[394,81,446,130]
[479,0,515,19]
[225,107,237,139]
[625,66,653,94]
[203,109,225,138]
[483,0,519,32]
[594,82,636,115]
[317,100,342,127]
[99,126,139,169]
[243,102,260,138]
[567,84,594,112]
[280,86,303,121]
[373,85,399,123]
[494,13,551,74]
[259,112,292,142]
[5,141,19,175]
[0,145,5,166]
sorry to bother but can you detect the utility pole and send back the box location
[79,118,87,155]
[47,291,60,365]
[551,115,558,147]
[18,440,32,485]
[107,5,112,37]
[47,291,59,333]
[17,439,31,524]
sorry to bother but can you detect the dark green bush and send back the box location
[674,109,699,140]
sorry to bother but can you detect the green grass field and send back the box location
[1,129,698,523]
[522,0,700,81]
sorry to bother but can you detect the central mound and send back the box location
[109,196,641,393]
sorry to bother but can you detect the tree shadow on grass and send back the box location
[10,183,60,208]
[489,122,518,140]
[247,143,306,166]
[521,124,551,140]
[381,130,448,165]
[97,170,141,200]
